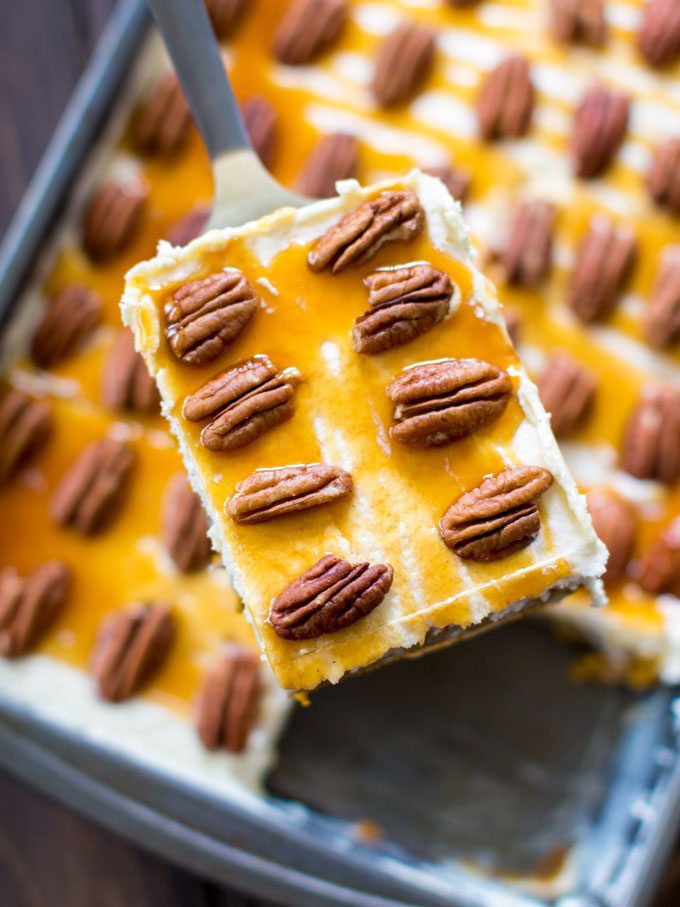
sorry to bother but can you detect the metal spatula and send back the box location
[146,0,306,230]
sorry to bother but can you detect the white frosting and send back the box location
[0,655,290,799]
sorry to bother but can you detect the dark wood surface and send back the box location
[0,2,678,906]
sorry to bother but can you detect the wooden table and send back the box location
[0,2,678,905]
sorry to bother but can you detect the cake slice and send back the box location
[122,172,606,691]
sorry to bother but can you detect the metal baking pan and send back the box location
[2,3,680,905]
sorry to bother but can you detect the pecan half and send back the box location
[424,165,470,203]
[165,203,210,246]
[638,0,680,67]
[297,133,359,198]
[183,356,299,451]
[570,84,629,179]
[308,190,425,274]
[83,180,148,263]
[353,264,453,354]
[162,473,212,572]
[621,384,680,484]
[205,0,248,38]
[387,358,512,446]
[439,465,554,561]
[549,0,607,47]
[241,97,277,168]
[586,488,635,584]
[273,0,347,65]
[372,22,436,107]
[0,562,71,658]
[165,270,258,365]
[568,216,637,322]
[31,284,102,369]
[0,389,52,482]
[635,518,680,596]
[537,351,597,437]
[50,437,135,535]
[476,55,534,141]
[269,554,393,640]
[133,72,191,157]
[501,199,556,286]
[227,463,352,524]
[645,245,680,348]
[91,603,174,702]
[195,645,261,751]
[102,329,160,415]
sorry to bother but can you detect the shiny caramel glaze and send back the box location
[2,0,678,700]
[127,176,597,690]
[220,0,680,657]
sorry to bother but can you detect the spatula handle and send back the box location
[145,0,249,160]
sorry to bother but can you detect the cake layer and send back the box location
[123,172,605,691]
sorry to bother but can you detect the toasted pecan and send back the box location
[0,561,71,658]
[162,473,212,572]
[387,358,512,446]
[165,269,258,365]
[622,384,680,484]
[372,22,436,107]
[273,0,347,65]
[102,329,160,415]
[166,204,210,246]
[91,603,175,702]
[646,245,680,348]
[476,55,534,141]
[570,84,629,179]
[183,355,299,451]
[638,0,680,67]
[269,554,393,640]
[83,180,148,263]
[50,437,135,535]
[440,465,554,560]
[586,488,636,584]
[227,463,352,524]
[31,284,102,369]
[635,518,680,596]
[424,165,470,203]
[569,216,637,322]
[205,0,249,38]
[308,190,425,274]
[196,645,261,751]
[297,133,359,198]
[501,199,556,286]
[538,352,597,437]
[0,389,52,482]
[647,138,680,215]
[549,0,607,46]
[241,97,277,168]
[353,263,453,354]
[133,72,191,157]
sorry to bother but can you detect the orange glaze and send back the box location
[2,0,679,697]
[221,0,680,646]
[133,205,584,691]
[0,133,243,713]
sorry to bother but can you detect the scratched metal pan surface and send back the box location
[1,3,680,906]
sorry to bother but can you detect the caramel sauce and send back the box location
[2,0,678,696]
[136,212,582,690]
[224,0,680,645]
